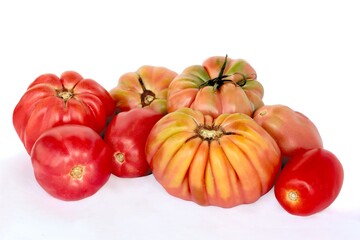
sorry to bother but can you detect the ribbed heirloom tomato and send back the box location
[145,108,281,208]
[13,71,115,154]
[167,55,264,118]
[110,65,177,114]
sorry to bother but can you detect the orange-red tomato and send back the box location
[145,108,281,208]
[275,148,344,216]
[253,104,323,160]
[110,65,177,114]
[167,55,264,118]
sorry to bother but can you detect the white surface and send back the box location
[1,0,359,239]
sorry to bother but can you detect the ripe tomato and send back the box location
[31,124,112,201]
[146,108,281,208]
[104,108,164,178]
[110,65,177,114]
[274,148,344,216]
[167,55,264,118]
[253,104,323,160]
[13,71,115,154]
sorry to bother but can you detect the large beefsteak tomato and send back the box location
[13,71,115,154]
[31,124,112,201]
[167,55,264,118]
[110,65,177,114]
[145,108,281,208]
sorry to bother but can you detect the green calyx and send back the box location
[199,54,249,91]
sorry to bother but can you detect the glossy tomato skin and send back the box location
[146,108,281,208]
[167,55,264,118]
[110,65,177,114]
[253,104,323,160]
[31,124,112,201]
[104,108,164,178]
[13,71,115,154]
[274,148,344,216]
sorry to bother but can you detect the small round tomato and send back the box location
[274,148,344,216]
[13,71,115,154]
[31,124,112,201]
[104,108,164,178]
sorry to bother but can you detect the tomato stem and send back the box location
[199,54,254,91]
[114,152,125,164]
[196,125,224,141]
[70,166,84,180]
[56,89,74,102]
[138,77,156,107]
[288,191,299,202]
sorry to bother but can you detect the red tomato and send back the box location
[167,55,264,118]
[110,65,177,114]
[13,71,115,154]
[104,108,164,178]
[253,104,323,160]
[274,148,344,216]
[31,124,112,201]
[146,108,281,208]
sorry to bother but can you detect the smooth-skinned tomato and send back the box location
[274,148,344,216]
[104,108,164,178]
[110,65,177,114]
[13,71,115,154]
[253,104,323,160]
[167,55,264,118]
[31,124,112,201]
[146,108,281,208]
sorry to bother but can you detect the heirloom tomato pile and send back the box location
[13,55,344,216]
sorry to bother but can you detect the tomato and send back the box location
[145,108,281,208]
[31,124,112,201]
[274,148,344,216]
[104,108,164,178]
[167,55,264,118]
[110,65,177,114]
[253,104,323,160]
[13,71,115,154]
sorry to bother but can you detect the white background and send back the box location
[1,0,359,239]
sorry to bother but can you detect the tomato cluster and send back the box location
[13,55,344,216]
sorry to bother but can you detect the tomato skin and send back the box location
[104,108,164,178]
[110,65,177,114]
[274,148,344,216]
[167,56,264,118]
[13,71,115,154]
[253,104,323,159]
[31,124,112,201]
[146,108,281,208]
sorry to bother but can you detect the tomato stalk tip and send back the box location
[288,190,299,202]
[114,152,125,164]
[70,166,84,180]
[56,89,74,102]
[196,125,224,141]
